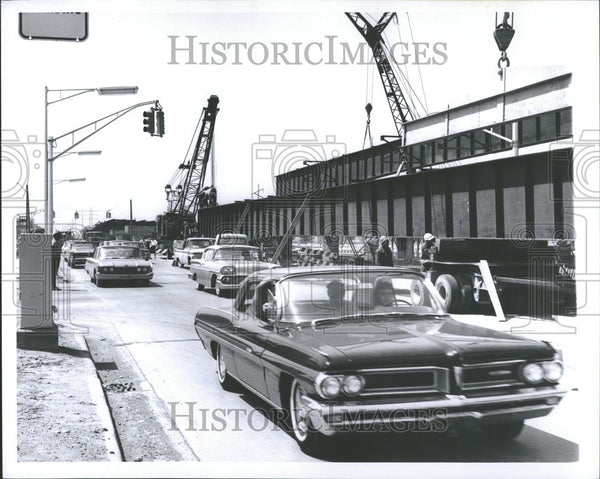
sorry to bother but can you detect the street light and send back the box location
[45,86,138,232]
[54,177,86,185]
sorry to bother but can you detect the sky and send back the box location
[2,0,598,232]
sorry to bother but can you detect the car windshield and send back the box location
[274,271,444,323]
[72,242,94,250]
[218,236,247,245]
[189,239,212,248]
[98,247,140,259]
[213,248,260,261]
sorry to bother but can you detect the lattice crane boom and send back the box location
[172,94,220,217]
[346,12,416,142]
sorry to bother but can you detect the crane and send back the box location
[346,12,423,172]
[157,95,220,250]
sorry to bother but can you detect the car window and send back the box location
[213,248,260,261]
[203,249,215,261]
[188,239,212,248]
[236,279,262,313]
[276,272,444,322]
[98,247,141,259]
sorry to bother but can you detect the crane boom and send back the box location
[346,12,416,142]
[173,94,220,217]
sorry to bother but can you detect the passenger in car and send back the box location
[373,279,396,310]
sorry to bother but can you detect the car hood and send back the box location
[187,247,208,253]
[97,259,152,267]
[279,316,555,370]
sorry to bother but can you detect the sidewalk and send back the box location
[17,296,122,462]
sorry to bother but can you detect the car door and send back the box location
[230,280,274,397]
[197,248,214,286]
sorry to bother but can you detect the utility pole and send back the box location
[129,199,133,241]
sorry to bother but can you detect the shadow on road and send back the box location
[239,391,579,462]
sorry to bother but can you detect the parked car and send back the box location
[193,266,567,454]
[64,240,95,267]
[188,244,278,296]
[85,245,153,287]
[173,237,214,268]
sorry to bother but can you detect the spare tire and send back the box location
[435,274,461,313]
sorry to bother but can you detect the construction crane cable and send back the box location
[406,12,429,115]
[383,42,427,117]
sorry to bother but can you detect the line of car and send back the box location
[66,236,569,456]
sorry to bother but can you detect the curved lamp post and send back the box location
[45,86,138,232]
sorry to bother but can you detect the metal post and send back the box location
[512,121,519,156]
[44,86,50,232]
[47,137,54,233]
[129,199,133,241]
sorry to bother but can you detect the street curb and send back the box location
[70,333,124,462]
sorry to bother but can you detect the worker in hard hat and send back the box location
[376,236,394,266]
[421,233,437,260]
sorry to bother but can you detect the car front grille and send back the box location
[358,367,450,396]
[103,267,145,274]
[455,360,525,391]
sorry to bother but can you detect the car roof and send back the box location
[248,265,425,281]
[206,244,259,250]
[187,237,213,240]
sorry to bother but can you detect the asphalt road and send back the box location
[60,258,579,463]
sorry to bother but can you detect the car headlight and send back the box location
[342,375,364,396]
[320,377,341,398]
[542,361,563,382]
[521,363,544,384]
[220,265,235,275]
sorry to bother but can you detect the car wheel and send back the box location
[215,344,236,391]
[481,420,524,441]
[196,281,205,291]
[435,274,461,313]
[96,278,104,287]
[172,258,179,267]
[289,379,326,455]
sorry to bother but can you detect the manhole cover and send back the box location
[104,382,137,393]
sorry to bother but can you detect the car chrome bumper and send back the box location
[96,273,153,281]
[300,387,568,436]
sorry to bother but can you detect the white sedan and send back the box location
[85,245,153,287]
[188,245,278,296]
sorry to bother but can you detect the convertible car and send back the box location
[85,245,153,287]
[188,244,278,296]
[194,266,566,454]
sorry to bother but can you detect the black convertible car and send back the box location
[193,266,566,454]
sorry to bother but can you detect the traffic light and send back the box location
[74,211,79,219]
[155,110,165,137]
[143,110,155,135]
[106,211,111,219]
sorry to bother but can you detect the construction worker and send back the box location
[421,233,436,260]
[51,232,65,291]
[376,236,394,267]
